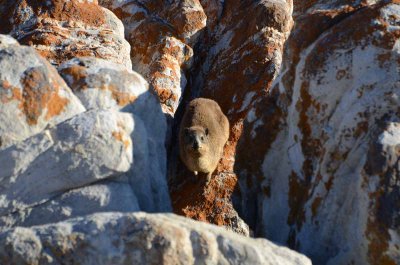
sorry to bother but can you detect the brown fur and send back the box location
[179,98,229,181]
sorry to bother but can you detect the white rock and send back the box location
[0,212,312,265]
[0,179,140,232]
[0,35,85,149]
[0,109,133,217]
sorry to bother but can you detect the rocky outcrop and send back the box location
[99,0,206,115]
[0,35,85,150]
[58,56,171,212]
[0,0,132,69]
[169,0,293,236]
[1,0,398,263]
[0,212,312,265]
[233,1,400,264]
[0,34,171,231]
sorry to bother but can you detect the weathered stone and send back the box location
[0,35,85,149]
[234,1,400,264]
[0,180,140,232]
[58,57,148,110]
[99,0,206,115]
[0,34,17,47]
[0,0,132,69]
[170,0,293,236]
[58,56,171,212]
[0,212,312,265]
[126,93,172,212]
[0,109,133,218]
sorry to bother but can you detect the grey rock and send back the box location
[0,180,140,232]
[0,109,133,217]
[0,212,312,265]
[58,56,171,212]
[0,35,85,150]
[58,57,148,110]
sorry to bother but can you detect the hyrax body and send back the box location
[179,98,229,183]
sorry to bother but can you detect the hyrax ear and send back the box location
[205,128,209,135]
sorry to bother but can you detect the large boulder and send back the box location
[0,0,132,69]
[0,212,312,265]
[58,57,148,110]
[58,56,171,212]
[99,0,207,115]
[234,1,400,264]
[0,34,85,149]
[0,34,171,230]
[0,109,135,230]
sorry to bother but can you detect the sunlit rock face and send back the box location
[0,0,398,264]
[99,0,207,115]
[0,34,170,231]
[0,212,312,265]
[238,1,400,264]
[0,0,132,69]
[166,0,293,237]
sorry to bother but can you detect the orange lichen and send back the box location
[59,65,88,91]
[112,131,130,149]
[16,66,69,125]
[45,92,69,121]
[25,0,106,27]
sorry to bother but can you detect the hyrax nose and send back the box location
[192,141,199,150]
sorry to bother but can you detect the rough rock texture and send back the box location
[169,0,293,236]
[1,0,399,264]
[0,35,171,230]
[58,57,148,110]
[233,1,400,265]
[99,0,207,115]
[58,56,171,212]
[0,109,135,230]
[0,0,132,69]
[0,212,312,265]
[0,35,85,149]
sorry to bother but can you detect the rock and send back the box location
[0,180,140,232]
[0,35,85,149]
[170,0,292,236]
[0,212,312,265]
[234,1,400,264]
[0,34,17,47]
[0,109,133,218]
[125,88,171,212]
[58,57,148,110]
[99,0,206,115]
[0,0,132,69]
[59,56,171,212]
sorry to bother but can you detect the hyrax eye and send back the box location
[184,128,189,135]
[201,136,204,141]
[205,128,209,135]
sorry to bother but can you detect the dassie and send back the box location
[179,98,229,183]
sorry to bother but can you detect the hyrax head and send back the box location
[183,126,209,154]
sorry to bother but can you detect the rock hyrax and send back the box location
[179,98,229,183]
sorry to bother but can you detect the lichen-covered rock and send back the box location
[0,35,85,149]
[234,1,400,264]
[0,0,132,69]
[170,0,293,236]
[0,212,312,265]
[0,109,133,221]
[99,0,206,115]
[58,57,148,110]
